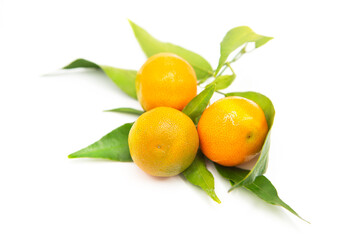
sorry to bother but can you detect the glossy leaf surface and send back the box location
[183,152,221,203]
[104,107,144,115]
[68,123,133,162]
[129,20,213,81]
[182,85,215,124]
[215,26,272,74]
[63,58,137,99]
[215,164,308,223]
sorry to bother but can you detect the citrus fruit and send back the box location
[128,107,199,177]
[197,96,268,166]
[136,53,197,111]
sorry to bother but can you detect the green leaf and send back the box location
[63,58,137,99]
[68,123,133,161]
[206,74,236,90]
[104,107,144,115]
[101,66,137,99]
[182,85,215,124]
[128,20,213,81]
[214,164,309,223]
[183,152,221,203]
[63,58,100,69]
[215,26,273,75]
[225,91,275,189]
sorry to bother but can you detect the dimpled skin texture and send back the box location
[136,53,197,111]
[128,107,199,177]
[197,97,268,167]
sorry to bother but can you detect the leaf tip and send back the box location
[214,197,221,204]
[228,181,243,192]
[210,190,221,204]
[128,19,137,30]
[68,150,83,159]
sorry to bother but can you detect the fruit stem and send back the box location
[226,62,235,75]
[215,90,226,96]
[216,43,248,77]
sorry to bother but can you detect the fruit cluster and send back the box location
[63,20,307,222]
[130,53,268,177]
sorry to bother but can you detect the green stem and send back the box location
[226,62,235,75]
[215,90,226,96]
[216,43,248,77]
[216,65,228,77]
[231,43,248,62]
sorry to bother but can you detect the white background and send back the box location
[1,0,359,239]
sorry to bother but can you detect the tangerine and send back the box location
[197,96,268,166]
[128,107,199,177]
[136,53,197,111]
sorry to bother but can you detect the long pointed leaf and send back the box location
[206,74,236,90]
[104,107,144,115]
[215,164,309,223]
[63,58,137,99]
[183,152,221,203]
[129,20,213,81]
[68,123,133,161]
[215,26,273,75]
[182,85,215,124]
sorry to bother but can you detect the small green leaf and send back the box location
[63,58,100,69]
[128,20,213,81]
[225,91,275,189]
[63,58,137,99]
[101,66,137,99]
[104,107,144,115]
[182,85,215,124]
[206,74,236,90]
[215,26,273,75]
[214,164,309,223]
[68,123,133,161]
[183,152,221,203]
